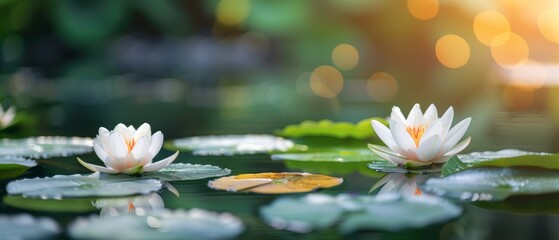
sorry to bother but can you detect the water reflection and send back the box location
[370,173,432,197]
[95,193,165,217]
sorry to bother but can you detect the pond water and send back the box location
[2,146,559,239]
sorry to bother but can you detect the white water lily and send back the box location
[95,193,165,217]
[0,104,16,129]
[369,104,471,167]
[78,123,179,175]
[370,173,429,197]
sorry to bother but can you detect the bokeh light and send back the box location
[407,0,439,20]
[216,0,251,26]
[510,59,547,91]
[310,65,344,98]
[367,72,398,102]
[435,34,470,68]
[490,33,529,68]
[502,84,534,110]
[473,10,511,46]
[537,8,559,44]
[331,43,359,70]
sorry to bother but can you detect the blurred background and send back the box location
[1,0,559,152]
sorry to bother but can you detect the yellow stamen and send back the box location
[128,201,136,212]
[125,138,136,153]
[406,125,426,147]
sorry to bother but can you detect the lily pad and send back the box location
[143,163,231,181]
[0,214,60,239]
[260,193,461,234]
[0,156,37,179]
[275,118,388,140]
[368,159,444,174]
[208,172,343,194]
[472,193,559,215]
[7,174,162,199]
[272,149,376,162]
[4,196,98,213]
[166,134,296,155]
[422,167,559,201]
[0,136,93,159]
[443,149,558,176]
[69,208,244,240]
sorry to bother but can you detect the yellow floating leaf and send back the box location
[208,172,343,194]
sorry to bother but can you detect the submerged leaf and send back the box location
[208,172,343,194]
[0,136,93,159]
[423,167,559,201]
[272,149,375,162]
[0,214,60,239]
[443,149,557,176]
[7,174,162,199]
[69,208,244,240]
[3,196,98,213]
[260,193,461,234]
[166,134,295,155]
[276,118,387,139]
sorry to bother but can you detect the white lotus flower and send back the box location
[78,123,179,175]
[0,105,16,129]
[369,104,471,167]
[95,193,165,217]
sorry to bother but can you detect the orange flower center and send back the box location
[128,201,136,212]
[406,125,426,147]
[414,187,422,195]
[125,138,136,153]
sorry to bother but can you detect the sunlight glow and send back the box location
[491,33,529,68]
[310,65,344,98]
[216,0,251,26]
[538,8,559,44]
[436,35,470,68]
[367,72,398,102]
[331,43,359,70]
[407,0,439,20]
[473,11,511,46]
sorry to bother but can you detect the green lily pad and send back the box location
[0,214,60,239]
[443,149,557,176]
[166,134,296,155]
[69,208,244,240]
[275,118,387,140]
[260,193,461,234]
[0,156,37,179]
[472,193,559,215]
[7,174,162,199]
[272,149,375,162]
[4,196,98,213]
[142,163,231,181]
[368,160,444,174]
[422,167,559,201]
[0,136,93,159]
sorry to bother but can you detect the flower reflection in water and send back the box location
[370,173,431,197]
[94,193,165,217]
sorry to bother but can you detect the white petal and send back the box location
[424,104,438,124]
[131,136,149,162]
[143,131,163,165]
[419,119,443,146]
[443,136,471,157]
[442,118,471,153]
[368,144,412,165]
[77,158,119,174]
[134,123,152,140]
[143,151,179,172]
[416,135,442,161]
[371,120,400,153]
[2,106,15,126]
[406,104,425,127]
[370,174,395,193]
[390,106,407,126]
[439,106,454,136]
[115,123,133,141]
[98,127,111,150]
[377,176,404,195]
[93,139,110,164]
[109,131,128,159]
[390,120,418,158]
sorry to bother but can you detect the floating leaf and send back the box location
[276,118,387,139]
[0,136,93,159]
[0,156,37,179]
[166,134,296,155]
[422,167,559,201]
[0,214,60,239]
[142,163,231,181]
[472,193,559,215]
[272,149,375,162]
[443,149,558,176]
[368,159,444,174]
[260,193,461,234]
[208,172,343,194]
[7,174,162,199]
[4,196,97,213]
[69,208,244,240]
